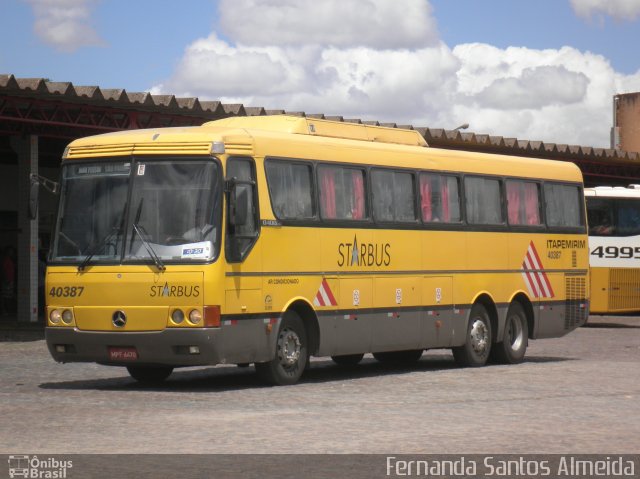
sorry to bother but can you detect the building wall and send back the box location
[614,92,640,153]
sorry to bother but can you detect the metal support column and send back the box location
[11,135,39,322]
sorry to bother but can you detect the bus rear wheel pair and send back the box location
[452,302,528,367]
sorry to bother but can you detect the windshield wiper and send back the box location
[78,223,122,272]
[128,197,165,272]
[131,222,166,272]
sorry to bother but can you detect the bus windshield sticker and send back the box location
[181,241,212,259]
[137,164,146,176]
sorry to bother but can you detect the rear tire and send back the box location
[373,349,423,364]
[490,302,528,364]
[452,303,492,367]
[126,365,173,384]
[255,311,308,385]
[331,353,364,366]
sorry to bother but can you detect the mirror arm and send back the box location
[30,174,59,195]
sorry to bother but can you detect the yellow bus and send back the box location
[586,185,640,314]
[45,115,589,385]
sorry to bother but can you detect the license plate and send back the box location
[108,347,138,361]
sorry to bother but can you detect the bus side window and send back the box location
[371,169,417,223]
[464,176,503,225]
[226,157,259,262]
[318,165,367,221]
[419,173,461,223]
[544,183,584,229]
[506,180,541,226]
[265,160,315,220]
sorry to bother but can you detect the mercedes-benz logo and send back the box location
[112,310,127,328]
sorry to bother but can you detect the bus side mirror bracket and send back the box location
[29,174,60,220]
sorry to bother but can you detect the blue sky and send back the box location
[433,0,640,74]
[2,0,640,147]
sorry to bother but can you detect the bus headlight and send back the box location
[61,309,74,325]
[171,309,185,324]
[50,309,62,325]
[188,309,202,325]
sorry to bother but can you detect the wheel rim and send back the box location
[506,314,524,351]
[277,327,301,368]
[470,318,490,355]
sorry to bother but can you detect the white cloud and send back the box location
[452,44,631,146]
[285,44,460,120]
[218,0,439,48]
[152,0,640,148]
[25,0,103,52]
[570,0,640,21]
[152,35,460,126]
[153,34,311,98]
[473,66,589,110]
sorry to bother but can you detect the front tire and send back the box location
[255,311,308,385]
[452,303,492,367]
[126,365,173,384]
[490,302,528,364]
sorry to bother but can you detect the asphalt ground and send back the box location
[0,316,638,457]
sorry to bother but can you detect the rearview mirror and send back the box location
[230,184,250,226]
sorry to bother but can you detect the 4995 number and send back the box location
[49,286,85,298]
[591,246,640,259]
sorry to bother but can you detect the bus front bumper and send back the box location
[45,325,274,367]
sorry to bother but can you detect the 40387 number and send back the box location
[49,286,85,298]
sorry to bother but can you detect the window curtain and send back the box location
[507,182,521,224]
[441,177,450,222]
[351,170,365,220]
[320,169,336,219]
[524,183,540,225]
[420,175,432,221]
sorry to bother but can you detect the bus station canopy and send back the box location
[1,72,640,186]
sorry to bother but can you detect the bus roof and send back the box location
[202,115,428,147]
[585,185,640,198]
[64,115,583,183]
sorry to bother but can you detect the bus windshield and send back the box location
[51,159,222,264]
[587,197,640,237]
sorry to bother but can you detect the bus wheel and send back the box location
[126,365,173,384]
[373,349,423,364]
[452,303,492,367]
[331,353,364,366]
[490,302,528,364]
[255,311,308,385]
